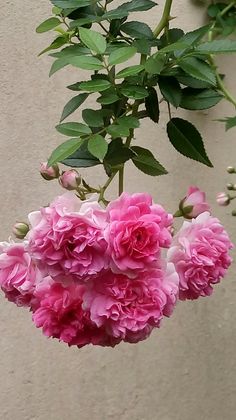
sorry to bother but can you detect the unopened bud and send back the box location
[232,210,236,216]
[59,169,81,191]
[216,192,231,207]
[40,162,59,181]
[227,166,236,174]
[13,222,29,239]
[227,183,235,191]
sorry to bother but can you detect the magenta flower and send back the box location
[32,280,120,347]
[0,242,42,307]
[180,186,210,218]
[105,192,173,277]
[83,263,179,343]
[168,212,233,300]
[27,193,108,282]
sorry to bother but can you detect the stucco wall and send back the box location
[1,1,236,419]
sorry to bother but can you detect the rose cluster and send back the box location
[0,188,233,348]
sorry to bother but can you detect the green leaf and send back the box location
[219,116,236,131]
[121,85,148,99]
[60,93,89,122]
[196,39,236,54]
[56,122,91,136]
[82,109,104,127]
[116,65,144,79]
[51,44,90,58]
[103,0,156,20]
[51,0,95,8]
[88,134,108,160]
[145,54,166,75]
[131,146,168,176]
[176,73,212,89]
[36,17,61,33]
[167,117,213,167]
[67,55,104,70]
[79,79,111,92]
[62,142,100,167]
[38,36,67,56]
[49,58,69,76]
[180,88,222,110]
[105,138,135,167]
[145,87,159,123]
[160,28,185,47]
[117,115,140,129]
[97,93,119,105]
[108,46,137,66]
[120,21,153,39]
[178,57,216,86]
[158,77,182,108]
[106,125,130,138]
[48,137,83,166]
[179,25,211,47]
[159,41,189,54]
[79,27,107,54]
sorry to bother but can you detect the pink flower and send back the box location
[59,170,81,191]
[32,280,120,347]
[40,162,59,181]
[168,212,233,300]
[216,192,230,207]
[27,193,108,282]
[180,186,210,218]
[105,192,173,277]
[0,242,42,307]
[83,264,179,343]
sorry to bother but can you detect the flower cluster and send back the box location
[0,188,233,348]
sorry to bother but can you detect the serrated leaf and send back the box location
[97,93,119,104]
[67,55,104,70]
[38,36,67,56]
[51,44,90,58]
[79,27,107,54]
[82,109,104,127]
[158,77,182,108]
[36,17,61,33]
[48,138,83,166]
[145,54,166,74]
[49,58,69,76]
[108,46,136,66]
[88,134,108,160]
[62,142,100,167]
[117,115,140,129]
[167,117,213,167]
[120,21,153,39]
[107,125,130,138]
[131,146,168,176]
[79,79,111,92]
[145,87,159,123]
[121,85,148,99]
[51,0,95,7]
[105,138,135,166]
[56,122,91,136]
[116,65,144,79]
[60,93,89,122]
[196,39,236,54]
[178,57,216,86]
[180,88,222,110]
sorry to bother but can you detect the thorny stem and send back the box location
[153,0,173,38]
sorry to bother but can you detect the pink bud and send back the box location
[59,170,81,191]
[216,192,230,207]
[12,222,29,239]
[40,162,59,181]
[180,186,210,218]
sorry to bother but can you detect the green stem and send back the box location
[153,0,173,38]
[119,166,124,196]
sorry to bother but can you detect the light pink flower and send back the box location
[168,212,233,300]
[32,280,120,347]
[216,192,230,207]
[83,264,179,343]
[105,192,173,277]
[59,169,81,191]
[27,193,108,282]
[0,242,42,307]
[181,186,210,218]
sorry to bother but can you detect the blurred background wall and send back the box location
[1,1,236,419]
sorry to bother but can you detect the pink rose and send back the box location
[180,186,210,218]
[105,192,173,277]
[83,264,179,343]
[168,212,233,300]
[27,193,108,282]
[32,280,120,347]
[0,242,42,307]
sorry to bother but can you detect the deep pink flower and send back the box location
[168,212,233,300]
[32,280,120,347]
[0,242,42,307]
[181,186,210,218]
[83,264,179,343]
[27,193,108,282]
[105,192,173,277]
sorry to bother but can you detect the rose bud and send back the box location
[40,162,59,181]
[13,222,29,239]
[216,192,231,207]
[59,169,81,191]
[176,186,210,219]
[227,166,236,174]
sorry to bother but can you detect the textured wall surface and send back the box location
[1,1,236,419]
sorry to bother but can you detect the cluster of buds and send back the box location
[40,162,82,192]
[216,166,236,215]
